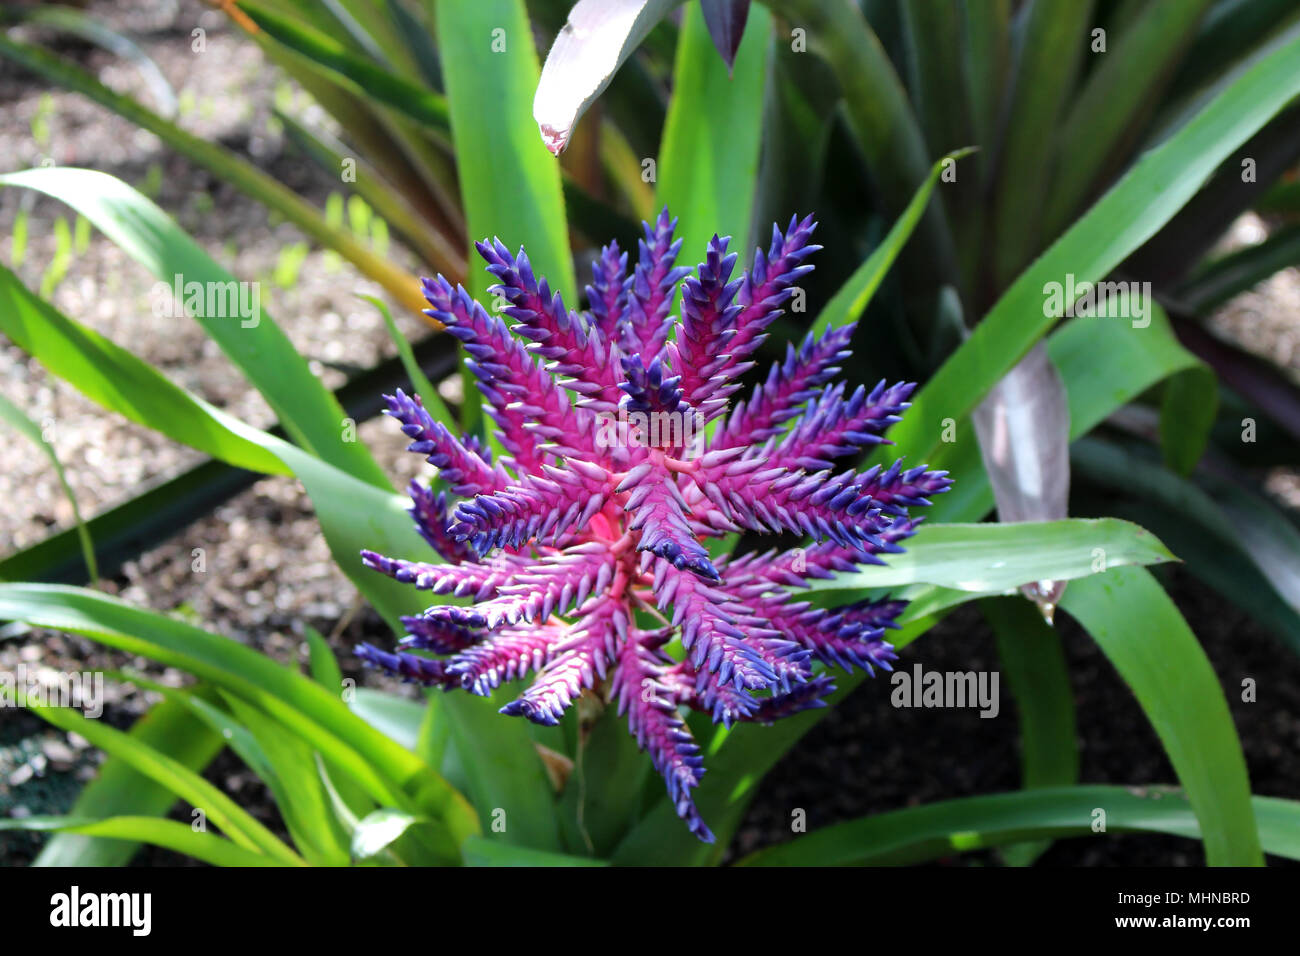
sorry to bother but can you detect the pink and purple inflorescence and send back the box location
[356,211,951,841]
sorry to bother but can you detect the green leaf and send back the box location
[899,0,969,156]
[350,808,426,861]
[39,214,72,298]
[440,691,563,852]
[0,262,286,476]
[416,692,454,786]
[10,207,27,266]
[240,2,448,130]
[0,254,441,626]
[1050,304,1206,440]
[0,4,177,114]
[985,600,1078,787]
[1043,0,1215,238]
[0,38,430,316]
[0,166,390,487]
[1073,436,1300,657]
[735,786,1300,866]
[437,0,574,304]
[983,596,1078,865]
[657,3,771,262]
[750,40,837,239]
[18,695,305,865]
[32,695,225,866]
[557,704,651,857]
[0,389,96,581]
[220,691,353,866]
[273,108,461,272]
[461,834,609,866]
[1060,567,1263,865]
[1,816,282,868]
[807,518,1174,599]
[1159,363,1218,475]
[989,0,1095,286]
[770,0,953,288]
[305,624,343,693]
[360,293,456,429]
[809,149,975,340]
[1175,223,1300,313]
[348,687,426,753]
[113,674,350,867]
[961,0,1009,165]
[883,26,1300,471]
[1167,0,1300,105]
[0,582,478,846]
[254,25,467,276]
[1258,178,1300,216]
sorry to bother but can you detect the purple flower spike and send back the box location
[359,212,950,840]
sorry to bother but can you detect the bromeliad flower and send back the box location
[356,211,951,841]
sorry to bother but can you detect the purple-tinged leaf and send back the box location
[534,0,687,155]
[699,0,751,71]
[972,343,1071,620]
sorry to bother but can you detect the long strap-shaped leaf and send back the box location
[801,518,1173,596]
[1042,0,1215,239]
[0,582,478,853]
[438,0,574,303]
[1060,567,1263,866]
[0,167,391,488]
[735,786,1297,866]
[16,697,305,865]
[240,2,450,130]
[988,0,1095,288]
[0,262,287,477]
[33,694,225,866]
[882,24,1300,471]
[1175,223,1300,313]
[461,834,609,867]
[1073,436,1300,658]
[0,256,414,623]
[766,0,958,293]
[611,240,1252,866]
[0,256,556,852]
[0,390,97,581]
[0,36,432,317]
[982,596,1079,865]
[0,816,283,868]
[808,150,975,340]
[658,3,771,263]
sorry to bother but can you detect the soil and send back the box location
[1,0,1298,867]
